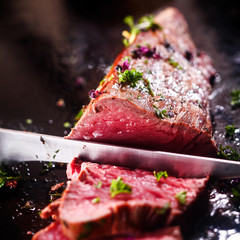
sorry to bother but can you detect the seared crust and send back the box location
[66,7,217,156]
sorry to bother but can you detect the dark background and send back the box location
[0,0,240,239]
[0,0,240,143]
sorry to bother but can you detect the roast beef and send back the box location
[66,7,217,157]
[36,158,207,240]
[33,221,182,240]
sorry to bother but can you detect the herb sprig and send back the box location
[168,57,183,70]
[110,177,132,198]
[230,89,240,108]
[153,170,168,182]
[217,145,240,161]
[118,69,143,87]
[175,191,187,205]
[0,166,23,189]
[123,15,162,46]
[153,105,168,119]
[225,125,236,138]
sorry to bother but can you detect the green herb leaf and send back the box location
[217,145,240,161]
[0,166,23,189]
[231,185,240,198]
[155,202,170,215]
[175,191,187,205]
[168,58,183,70]
[63,122,71,128]
[110,176,132,198]
[153,105,168,119]
[138,15,162,31]
[123,15,136,29]
[153,170,168,182]
[95,181,102,189]
[225,125,236,138]
[122,15,162,46]
[91,197,100,204]
[144,79,154,97]
[118,69,143,88]
[231,89,240,108]
[74,107,86,121]
[26,118,33,125]
[41,162,54,174]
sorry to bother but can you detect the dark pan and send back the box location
[0,0,240,239]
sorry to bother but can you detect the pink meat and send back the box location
[33,221,182,240]
[66,7,217,157]
[60,159,207,239]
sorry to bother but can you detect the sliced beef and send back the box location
[66,7,217,157]
[39,159,207,240]
[33,221,182,240]
[32,221,69,240]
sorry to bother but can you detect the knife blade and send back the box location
[0,128,240,179]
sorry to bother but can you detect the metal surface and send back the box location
[1,128,240,179]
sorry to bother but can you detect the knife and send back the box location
[0,128,240,179]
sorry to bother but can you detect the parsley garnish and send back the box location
[123,15,162,46]
[0,166,22,189]
[95,181,102,189]
[138,15,162,31]
[231,89,240,108]
[168,58,183,70]
[74,107,86,121]
[217,145,240,161]
[118,69,143,87]
[26,118,33,125]
[153,170,168,182]
[144,79,155,97]
[92,197,100,204]
[225,125,236,138]
[63,122,71,128]
[110,177,132,198]
[155,202,170,215]
[231,184,240,198]
[53,149,60,159]
[175,191,187,205]
[41,162,54,174]
[153,105,168,119]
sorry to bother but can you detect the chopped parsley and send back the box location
[153,105,168,119]
[94,181,102,189]
[110,176,132,198]
[74,106,86,121]
[123,15,162,46]
[144,79,154,97]
[63,122,71,128]
[230,89,240,108]
[26,118,33,125]
[217,145,240,161]
[232,184,240,198]
[53,149,60,159]
[175,191,187,205]
[0,166,23,189]
[155,202,170,215]
[41,162,55,174]
[153,170,168,182]
[91,197,100,204]
[138,15,162,31]
[225,125,236,138]
[168,58,183,70]
[118,69,143,87]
